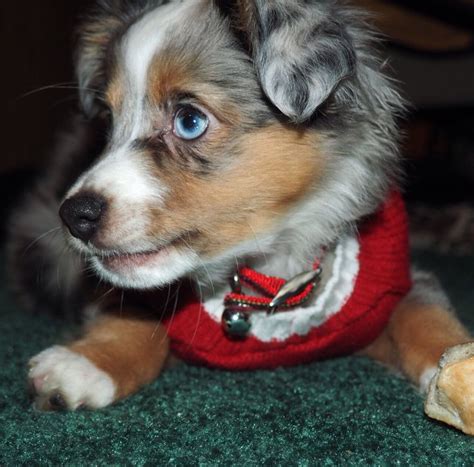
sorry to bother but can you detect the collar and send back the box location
[222,256,324,338]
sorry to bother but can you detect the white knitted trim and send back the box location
[203,235,360,342]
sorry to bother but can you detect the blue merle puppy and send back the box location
[7,0,474,435]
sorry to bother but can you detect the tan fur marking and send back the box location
[147,55,242,126]
[105,72,124,111]
[148,56,193,106]
[70,313,169,400]
[148,124,325,257]
[363,300,470,384]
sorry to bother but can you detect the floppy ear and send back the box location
[221,0,357,122]
[75,0,126,116]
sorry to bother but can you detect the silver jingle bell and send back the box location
[222,308,251,338]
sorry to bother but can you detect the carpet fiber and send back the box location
[1,251,474,465]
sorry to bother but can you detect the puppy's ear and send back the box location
[221,0,357,122]
[75,1,127,117]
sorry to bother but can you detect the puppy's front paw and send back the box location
[425,343,474,435]
[28,346,116,411]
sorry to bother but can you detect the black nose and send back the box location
[59,194,106,242]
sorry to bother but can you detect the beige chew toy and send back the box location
[425,343,474,435]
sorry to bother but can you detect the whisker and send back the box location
[18,83,106,101]
[160,283,173,319]
[96,286,116,303]
[246,220,270,269]
[151,283,174,340]
[119,290,125,317]
[21,227,62,258]
[181,235,215,296]
[158,282,182,347]
[48,95,83,110]
[188,273,203,349]
[56,244,70,290]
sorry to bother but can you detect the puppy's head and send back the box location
[60,0,401,289]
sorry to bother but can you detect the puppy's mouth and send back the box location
[84,232,201,289]
[93,233,189,273]
[98,248,171,272]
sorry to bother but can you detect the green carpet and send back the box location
[1,251,474,465]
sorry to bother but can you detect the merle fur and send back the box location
[7,0,406,315]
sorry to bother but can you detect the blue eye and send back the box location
[174,106,209,140]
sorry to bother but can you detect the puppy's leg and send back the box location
[363,271,474,434]
[29,300,170,411]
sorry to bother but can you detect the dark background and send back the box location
[2,2,91,174]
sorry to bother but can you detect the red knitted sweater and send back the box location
[165,192,412,370]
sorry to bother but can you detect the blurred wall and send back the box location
[1,2,91,174]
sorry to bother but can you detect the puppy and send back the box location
[8,0,474,434]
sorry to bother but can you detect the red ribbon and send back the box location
[224,259,322,312]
